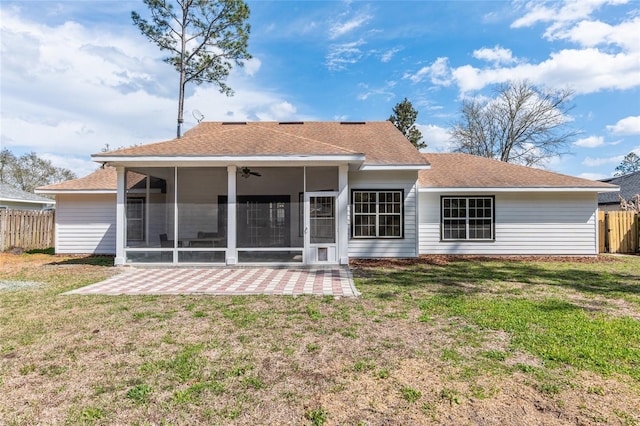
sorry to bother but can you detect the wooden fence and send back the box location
[0,209,55,252]
[598,210,639,254]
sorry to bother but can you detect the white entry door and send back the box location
[304,192,338,264]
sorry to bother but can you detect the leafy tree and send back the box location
[132,0,251,138]
[389,98,426,149]
[0,149,76,193]
[614,152,640,176]
[450,81,577,167]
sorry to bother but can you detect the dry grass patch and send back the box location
[1,252,639,425]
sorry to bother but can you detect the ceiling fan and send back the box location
[239,167,261,178]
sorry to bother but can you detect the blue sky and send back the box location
[1,0,638,180]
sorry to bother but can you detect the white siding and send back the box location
[55,194,116,254]
[349,170,419,258]
[419,192,599,255]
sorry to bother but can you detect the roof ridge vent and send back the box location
[278,121,304,125]
[340,121,366,125]
[222,121,247,125]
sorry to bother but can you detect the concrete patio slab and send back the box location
[64,267,359,297]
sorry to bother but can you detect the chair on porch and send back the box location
[159,233,172,247]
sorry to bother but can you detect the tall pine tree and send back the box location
[389,98,425,149]
[132,0,251,138]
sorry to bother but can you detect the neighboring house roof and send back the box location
[598,171,640,204]
[93,121,429,168]
[419,153,619,192]
[36,167,148,194]
[0,182,55,205]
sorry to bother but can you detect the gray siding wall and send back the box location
[419,191,599,255]
[348,170,419,258]
[56,194,116,254]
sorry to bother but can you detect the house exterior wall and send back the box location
[419,191,599,255]
[55,194,116,254]
[348,170,419,258]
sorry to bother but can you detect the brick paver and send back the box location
[64,267,359,297]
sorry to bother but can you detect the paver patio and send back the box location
[64,267,359,297]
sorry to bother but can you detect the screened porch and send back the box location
[122,166,339,264]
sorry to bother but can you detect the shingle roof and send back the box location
[419,153,618,190]
[95,121,428,166]
[36,167,147,192]
[39,153,618,193]
[598,171,640,204]
[36,167,116,192]
[0,182,55,204]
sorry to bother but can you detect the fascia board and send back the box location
[359,164,431,171]
[418,186,620,193]
[91,154,366,166]
[35,190,116,195]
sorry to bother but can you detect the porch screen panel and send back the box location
[237,196,290,248]
[124,167,174,263]
[177,168,227,252]
[124,168,173,250]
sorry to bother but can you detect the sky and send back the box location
[1,0,639,181]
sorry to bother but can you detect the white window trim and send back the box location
[441,196,495,241]
[352,190,404,239]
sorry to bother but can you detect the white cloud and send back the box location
[578,172,610,180]
[187,85,308,124]
[416,124,453,152]
[357,81,396,101]
[408,1,639,96]
[448,47,639,94]
[554,17,640,52]
[329,11,371,39]
[380,48,401,63]
[242,58,262,77]
[40,153,99,180]
[404,57,452,86]
[473,45,517,65]
[511,0,629,31]
[582,154,625,166]
[607,116,640,135]
[326,39,366,71]
[573,135,605,147]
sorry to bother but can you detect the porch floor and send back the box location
[64,267,359,297]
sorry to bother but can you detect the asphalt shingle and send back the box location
[419,153,618,189]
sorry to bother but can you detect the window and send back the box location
[442,196,494,240]
[352,190,403,238]
[126,198,145,242]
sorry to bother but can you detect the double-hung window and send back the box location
[352,190,403,238]
[441,196,494,240]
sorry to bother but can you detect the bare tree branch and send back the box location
[450,81,577,167]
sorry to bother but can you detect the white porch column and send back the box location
[338,164,349,265]
[114,167,126,266]
[226,165,237,265]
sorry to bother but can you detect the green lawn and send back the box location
[1,253,639,425]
